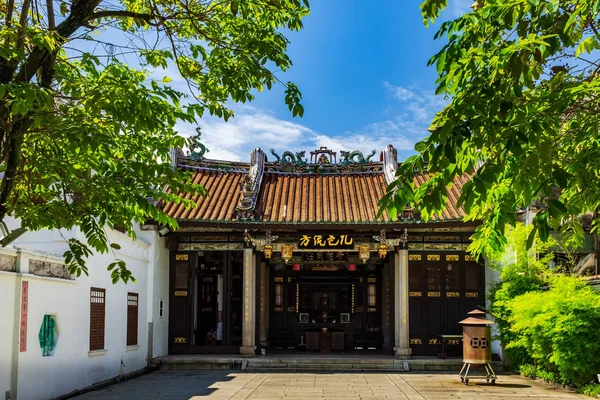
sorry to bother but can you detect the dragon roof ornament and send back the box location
[267,147,383,174]
[187,128,209,161]
[340,149,376,165]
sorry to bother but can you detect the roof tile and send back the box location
[162,169,468,224]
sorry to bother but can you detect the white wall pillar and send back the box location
[11,249,29,400]
[145,233,156,366]
[394,246,412,359]
[240,248,256,357]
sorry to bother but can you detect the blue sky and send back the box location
[175,0,473,161]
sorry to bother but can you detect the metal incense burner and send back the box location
[458,309,497,385]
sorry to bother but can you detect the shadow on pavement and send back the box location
[72,370,237,399]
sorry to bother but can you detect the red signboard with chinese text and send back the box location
[20,281,28,352]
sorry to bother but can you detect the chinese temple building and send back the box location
[160,144,490,359]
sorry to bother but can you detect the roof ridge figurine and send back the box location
[187,128,208,161]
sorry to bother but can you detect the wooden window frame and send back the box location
[90,288,106,351]
[275,283,284,306]
[367,284,377,307]
[127,292,139,346]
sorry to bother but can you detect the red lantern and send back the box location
[348,264,357,271]
[293,263,300,271]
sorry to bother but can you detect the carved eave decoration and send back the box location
[382,144,398,185]
[373,228,409,249]
[380,144,423,223]
[234,148,266,221]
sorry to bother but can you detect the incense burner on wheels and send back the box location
[458,309,497,385]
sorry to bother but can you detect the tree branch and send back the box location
[589,19,600,39]
[16,0,32,50]
[86,10,156,23]
[46,0,55,30]
[4,0,15,28]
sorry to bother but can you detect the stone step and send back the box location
[156,356,502,373]
[247,363,407,372]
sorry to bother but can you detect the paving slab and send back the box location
[72,371,589,400]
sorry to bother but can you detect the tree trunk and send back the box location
[0,0,104,223]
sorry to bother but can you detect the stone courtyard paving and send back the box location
[73,371,589,400]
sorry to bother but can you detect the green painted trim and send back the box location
[176,217,465,224]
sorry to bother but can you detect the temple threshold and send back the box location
[154,354,501,373]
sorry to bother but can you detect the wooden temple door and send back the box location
[227,251,243,346]
[169,252,192,352]
[196,275,218,345]
[168,250,245,353]
[408,252,485,356]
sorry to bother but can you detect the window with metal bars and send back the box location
[90,288,106,351]
[126,292,138,346]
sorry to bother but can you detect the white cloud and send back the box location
[320,121,416,153]
[383,82,448,144]
[176,107,315,162]
[176,105,421,162]
[448,0,473,18]
[383,82,416,101]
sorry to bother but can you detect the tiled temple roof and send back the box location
[160,145,470,226]
[256,173,391,223]
[162,169,244,222]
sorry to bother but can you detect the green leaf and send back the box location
[565,6,582,31]
[548,199,567,217]
[436,50,447,74]
[574,36,600,57]
[526,224,538,249]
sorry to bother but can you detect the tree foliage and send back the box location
[381,0,600,258]
[489,223,600,387]
[0,0,309,282]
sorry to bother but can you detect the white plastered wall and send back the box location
[0,250,18,398]
[141,229,170,358]
[0,219,166,400]
[484,258,502,358]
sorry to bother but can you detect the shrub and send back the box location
[536,369,559,384]
[507,276,600,388]
[580,384,600,398]
[519,364,537,379]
